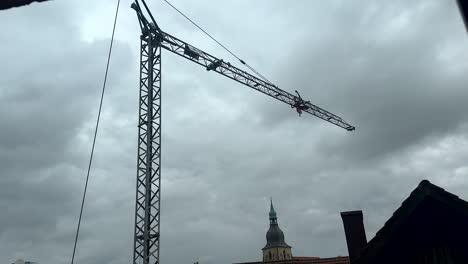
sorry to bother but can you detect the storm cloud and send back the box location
[1,1,467,264]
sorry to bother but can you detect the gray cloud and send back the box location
[0,1,135,263]
[1,1,468,264]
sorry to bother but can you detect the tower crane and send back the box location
[130,1,355,264]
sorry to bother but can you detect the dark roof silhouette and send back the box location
[264,224,290,249]
[457,0,468,32]
[0,0,51,10]
[354,179,468,263]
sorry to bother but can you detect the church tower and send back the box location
[262,199,293,262]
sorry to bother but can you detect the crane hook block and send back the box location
[207,59,223,71]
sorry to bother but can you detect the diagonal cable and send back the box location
[70,0,120,263]
[161,0,275,85]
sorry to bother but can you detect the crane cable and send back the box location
[70,0,120,263]
[161,0,275,85]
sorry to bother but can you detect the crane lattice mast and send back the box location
[131,1,355,264]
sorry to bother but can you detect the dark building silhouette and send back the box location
[457,0,468,32]
[236,180,468,264]
[341,211,367,262]
[341,180,468,264]
[0,0,51,10]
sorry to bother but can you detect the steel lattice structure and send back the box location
[159,31,354,131]
[131,1,355,263]
[133,33,162,264]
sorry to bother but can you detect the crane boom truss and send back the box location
[158,31,355,131]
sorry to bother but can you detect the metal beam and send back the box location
[158,31,355,131]
[133,33,162,264]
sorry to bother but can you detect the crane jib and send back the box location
[158,30,354,130]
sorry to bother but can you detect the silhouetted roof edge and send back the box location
[457,0,468,32]
[354,179,468,264]
[0,0,51,11]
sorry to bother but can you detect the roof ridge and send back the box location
[355,179,468,263]
[418,179,462,202]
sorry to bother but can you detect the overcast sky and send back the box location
[0,0,467,264]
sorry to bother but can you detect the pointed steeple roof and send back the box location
[269,197,277,224]
[263,198,290,249]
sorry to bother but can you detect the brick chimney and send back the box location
[341,210,367,262]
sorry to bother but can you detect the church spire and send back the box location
[262,198,292,262]
[269,197,277,224]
